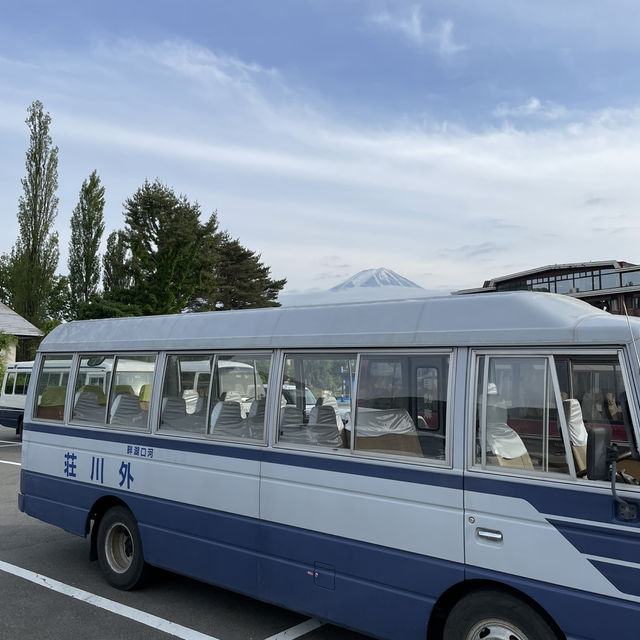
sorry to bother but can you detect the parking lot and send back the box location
[0,431,369,640]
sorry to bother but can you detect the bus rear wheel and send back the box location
[97,506,149,590]
[443,590,560,640]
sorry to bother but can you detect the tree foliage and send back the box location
[86,180,286,317]
[2,103,286,326]
[0,101,61,356]
[68,170,105,315]
[206,235,286,311]
[124,180,220,315]
[102,230,132,293]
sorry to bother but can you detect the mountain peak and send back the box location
[330,268,423,291]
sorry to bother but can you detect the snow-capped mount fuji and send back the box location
[278,267,437,306]
[330,268,422,291]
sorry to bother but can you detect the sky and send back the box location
[2,1,640,296]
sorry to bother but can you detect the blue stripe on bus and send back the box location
[588,560,640,598]
[466,475,640,529]
[20,469,463,640]
[24,421,463,490]
[548,518,640,566]
[21,469,640,640]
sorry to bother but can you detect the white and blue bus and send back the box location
[0,360,33,439]
[19,292,640,640]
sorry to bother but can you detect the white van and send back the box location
[0,360,33,439]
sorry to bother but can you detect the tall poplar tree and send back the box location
[68,170,105,317]
[0,101,60,353]
[102,230,131,293]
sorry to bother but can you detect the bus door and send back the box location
[464,352,640,639]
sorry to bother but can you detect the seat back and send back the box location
[73,391,105,422]
[564,398,588,472]
[161,396,187,426]
[111,393,144,427]
[210,401,247,437]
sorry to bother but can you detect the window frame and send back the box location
[353,349,454,467]
[154,350,274,446]
[32,353,75,423]
[68,353,115,427]
[468,348,640,486]
[65,352,156,432]
[271,348,454,468]
[273,349,358,454]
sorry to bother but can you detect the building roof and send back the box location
[0,302,43,338]
[483,261,630,287]
[453,260,640,295]
[38,291,640,352]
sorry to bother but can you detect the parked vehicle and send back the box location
[18,292,640,639]
[0,361,33,439]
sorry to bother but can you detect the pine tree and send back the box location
[124,180,218,315]
[209,235,286,310]
[68,170,105,317]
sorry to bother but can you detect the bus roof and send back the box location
[36,291,640,353]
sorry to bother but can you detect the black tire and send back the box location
[16,417,22,442]
[96,506,149,590]
[443,590,560,640]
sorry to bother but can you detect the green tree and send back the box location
[102,229,132,293]
[75,179,285,319]
[68,170,105,316]
[0,101,60,357]
[207,235,286,310]
[124,179,219,315]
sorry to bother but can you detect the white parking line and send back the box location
[0,560,221,640]
[0,559,325,640]
[0,460,20,466]
[263,618,325,639]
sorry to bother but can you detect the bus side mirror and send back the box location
[587,426,611,481]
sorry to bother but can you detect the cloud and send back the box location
[493,97,569,121]
[368,6,466,60]
[3,37,640,294]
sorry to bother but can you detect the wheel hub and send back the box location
[467,619,529,640]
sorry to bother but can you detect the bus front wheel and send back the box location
[97,506,149,590]
[442,590,560,640]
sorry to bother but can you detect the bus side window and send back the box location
[107,355,156,430]
[159,354,212,435]
[557,355,640,484]
[475,356,569,475]
[354,354,449,460]
[276,353,354,450]
[15,372,30,395]
[4,372,15,395]
[210,354,271,443]
[71,355,112,424]
[35,355,73,421]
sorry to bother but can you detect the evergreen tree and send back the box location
[208,235,286,310]
[124,180,218,315]
[68,170,105,316]
[0,100,60,356]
